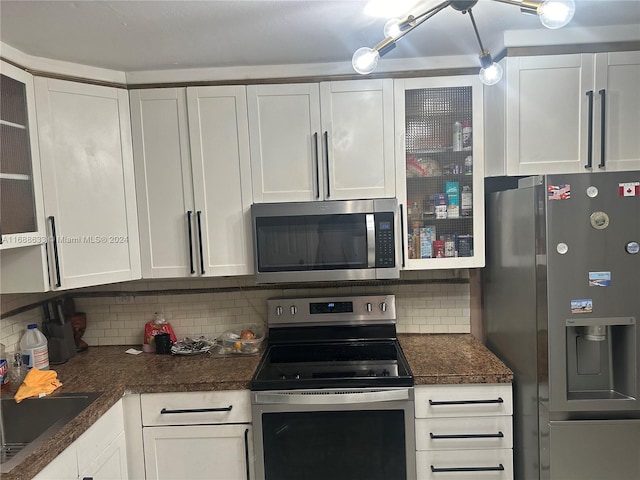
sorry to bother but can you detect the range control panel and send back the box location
[267,294,396,327]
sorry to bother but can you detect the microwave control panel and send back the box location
[375,212,396,267]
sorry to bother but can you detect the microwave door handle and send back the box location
[366,214,376,268]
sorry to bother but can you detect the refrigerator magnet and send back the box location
[618,182,640,197]
[571,299,593,314]
[586,186,599,198]
[625,241,639,255]
[589,271,611,287]
[548,184,570,200]
[590,211,609,230]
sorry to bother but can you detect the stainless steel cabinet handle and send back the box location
[429,397,503,406]
[196,210,205,274]
[160,406,232,414]
[313,132,320,199]
[598,89,606,168]
[323,131,330,198]
[585,90,594,169]
[430,431,504,440]
[431,464,505,473]
[49,216,62,288]
[187,211,195,274]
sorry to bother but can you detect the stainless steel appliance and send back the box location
[483,172,640,480]
[251,199,399,284]
[250,294,416,480]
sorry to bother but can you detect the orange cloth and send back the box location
[14,368,63,403]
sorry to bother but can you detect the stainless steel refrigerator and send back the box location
[483,172,640,480]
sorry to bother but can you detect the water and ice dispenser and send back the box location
[565,317,636,401]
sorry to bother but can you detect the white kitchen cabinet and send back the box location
[414,384,513,480]
[141,390,253,480]
[394,75,485,270]
[485,51,640,176]
[247,79,395,203]
[34,77,141,290]
[0,61,49,293]
[34,399,128,480]
[130,86,253,279]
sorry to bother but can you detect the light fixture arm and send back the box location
[391,1,451,44]
[466,8,486,54]
[490,0,542,15]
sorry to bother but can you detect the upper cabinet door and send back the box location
[505,54,594,175]
[247,80,396,203]
[593,51,640,172]
[187,85,253,277]
[247,83,322,203]
[320,79,395,200]
[130,88,196,279]
[395,75,485,270]
[0,61,46,248]
[35,78,141,290]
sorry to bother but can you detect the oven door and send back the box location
[251,388,416,480]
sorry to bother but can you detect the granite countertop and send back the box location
[2,333,511,479]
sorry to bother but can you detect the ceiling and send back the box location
[1,0,639,73]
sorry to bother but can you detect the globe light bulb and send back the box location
[479,62,503,86]
[384,18,403,39]
[352,47,380,75]
[538,0,576,29]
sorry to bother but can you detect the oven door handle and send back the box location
[254,388,410,405]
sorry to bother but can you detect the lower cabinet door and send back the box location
[79,431,128,480]
[143,424,253,480]
[416,449,513,480]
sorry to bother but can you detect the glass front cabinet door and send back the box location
[394,76,485,269]
[0,61,46,249]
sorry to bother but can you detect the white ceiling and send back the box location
[1,0,639,73]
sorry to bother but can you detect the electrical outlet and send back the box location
[115,295,135,305]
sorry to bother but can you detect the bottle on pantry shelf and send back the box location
[464,155,473,175]
[453,121,463,151]
[461,185,473,217]
[462,121,472,150]
[0,343,8,388]
[20,324,49,370]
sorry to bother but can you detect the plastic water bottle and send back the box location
[20,324,49,370]
[453,121,463,151]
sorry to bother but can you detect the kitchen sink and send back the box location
[0,392,102,473]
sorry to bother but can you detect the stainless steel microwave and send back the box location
[251,199,400,283]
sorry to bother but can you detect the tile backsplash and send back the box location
[0,271,470,354]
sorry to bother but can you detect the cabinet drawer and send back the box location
[417,449,513,480]
[416,416,513,450]
[141,390,251,426]
[415,384,512,418]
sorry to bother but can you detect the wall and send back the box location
[0,270,470,355]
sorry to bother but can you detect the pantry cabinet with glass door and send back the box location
[394,76,485,269]
[0,61,49,293]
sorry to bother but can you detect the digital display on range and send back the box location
[379,221,391,230]
[310,301,354,314]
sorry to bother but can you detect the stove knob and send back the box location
[380,302,388,312]
[290,305,298,315]
[366,302,373,312]
[280,374,287,380]
[275,306,284,316]
[294,373,301,380]
[381,369,390,377]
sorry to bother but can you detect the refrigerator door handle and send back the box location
[598,89,606,169]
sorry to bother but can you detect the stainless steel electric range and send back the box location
[250,294,416,480]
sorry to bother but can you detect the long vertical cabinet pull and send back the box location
[313,132,320,199]
[243,428,251,480]
[598,89,606,168]
[186,211,195,274]
[323,131,330,198]
[399,204,406,268]
[196,210,205,274]
[48,216,62,287]
[585,90,594,169]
